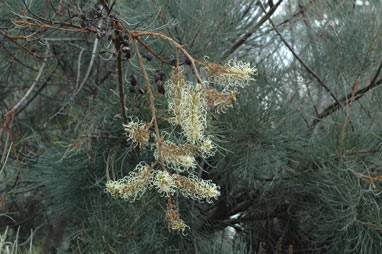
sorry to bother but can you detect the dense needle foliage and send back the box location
[1,0,382,253]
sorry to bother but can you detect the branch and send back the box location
[5,48,49,117]
[259,2,341,106]
[0,28,41,59]
[49,36,99,120]
[113,38,128,125]
[223,0,283,58]
[310,61,382,127]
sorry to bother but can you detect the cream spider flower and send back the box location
[166,199,190,235]
[153,170,177,197]
[153,139,197,171]
[105,162,152,202]
[203,59,256,92]
[123,119,150,149]
[204,88,237,113]
[179,83,207,144]
[173,174,220,203]
[199,138,216,158]
[166,67,187,125]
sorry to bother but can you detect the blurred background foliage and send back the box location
[1,0,382,253]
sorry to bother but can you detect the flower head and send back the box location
[179,83,207,144]
[203,59,256,92]
[153,170,177,197]
[166,67,187,125]
[123,119,150,149]
[173,174,220,203]
[105,162,153,202]
[199,138,216,158]
[166,199,189,235]
[153,139,197,171]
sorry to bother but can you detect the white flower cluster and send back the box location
[106,164,220,203]
[204,59,257,92]
[173,174,220,203]
[123,119,150,149]
[105,162,152,202]
[153,139,197,172]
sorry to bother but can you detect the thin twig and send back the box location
[5,48,49,117]
[0,28,40,59]
[259,2,341,106]
[338,78,359,154]
[49,36,99,120]
[310,60,382,127]
[130,36,164,166]
[223,0,283,59]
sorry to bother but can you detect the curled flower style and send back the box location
[154,139,198,171]
[199,138,216,158]
[166,67,187,125]
[105,162,152,202]
[166,199,189,235]
[179,83,207,144]
[204,88,237,113]
[153,170,177,197]
[203,59,256,92]
[123,119,150,149]
[173,174,220,203]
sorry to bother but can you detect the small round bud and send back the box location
[80,13,87,20]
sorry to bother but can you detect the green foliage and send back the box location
[2,0,382,253]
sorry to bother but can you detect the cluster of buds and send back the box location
[106,54,256,233]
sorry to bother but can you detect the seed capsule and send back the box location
[154,72,161,82]
[80,21,87,28]
[118,33,124,42]
[80,13,87,20]
[169,55,176,66]
[157,83,165,95]
[185,56,191,65]
[129,85,136,93]
[138,88,145,94]
[145,52,153,61]
[122,39,129,46]
[156,80,163,87]
[31,44,37,52]
[122,46,131,53]
[158,70,166,79]
[130,74,137,86]
[96,10,102,18]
